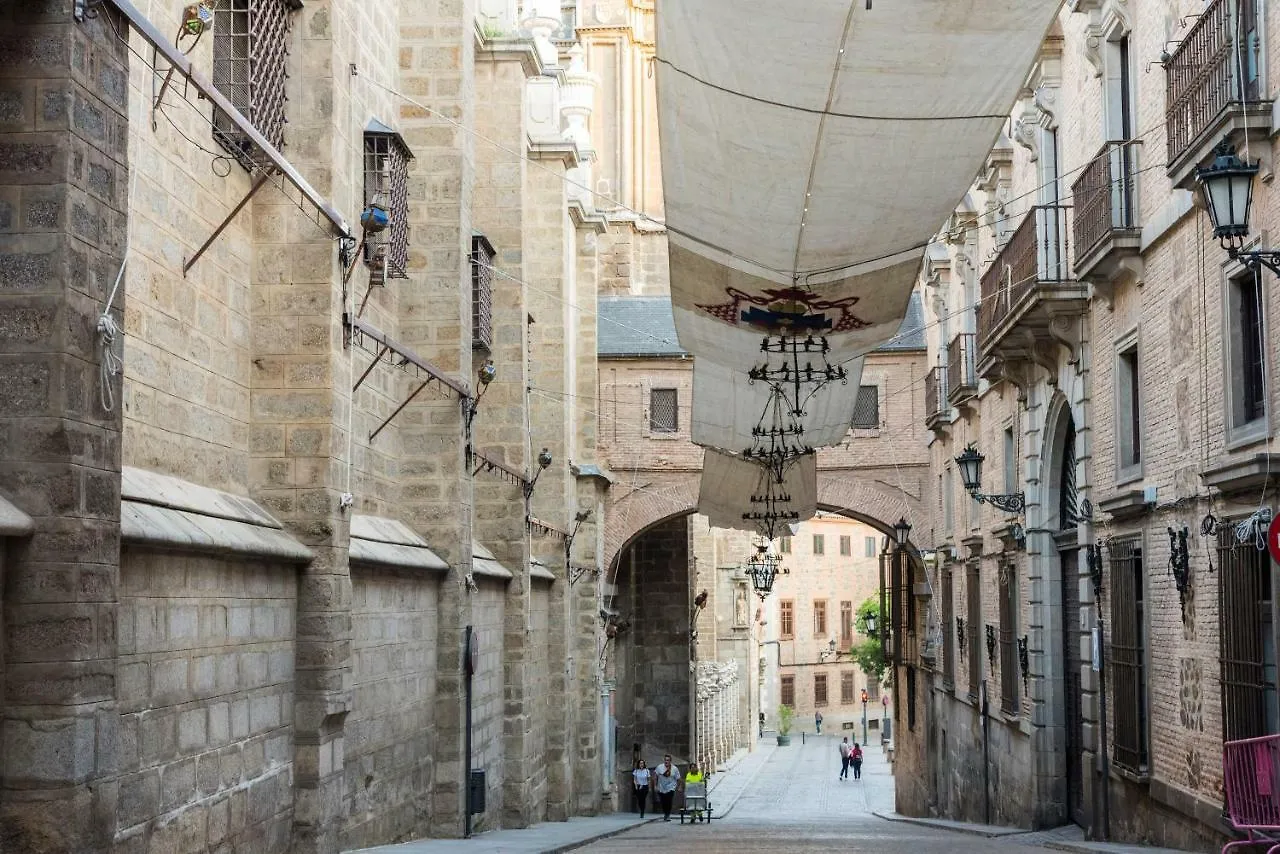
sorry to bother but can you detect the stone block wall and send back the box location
[470,577,508,832]
[342,565,442,849]
[114,550,296,854]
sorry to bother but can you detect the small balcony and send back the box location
[924,365,948,433]
[977,205,1088,378]
[1165,0,1272,186]
[1071,141,1142,292]
[946,333,977,408]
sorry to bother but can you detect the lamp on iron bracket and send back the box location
[1087,542,1104,602]
[985,624,997,670]
[462,360,496,468]
[818,637,842,662]
[954,444,1025,515]
[1195,139,1280,274]
[1017,635,1029,694]
[566,510,595,585]
[1168,526,1192,620]
[522,447,553,500]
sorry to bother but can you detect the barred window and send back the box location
[1109,540,1147,772]
[840,600,853,644]
[864,536,876,558]
[852,385,879,428]
[649,388,678,433]
[998,561,1018,716]
[814,673,828,707]
[363,123,412,279]
[941,568,955,688]
[867,679,880,701]
[211,0,294,170]
[471,233,495,350]
[780,674,795,707]
[780,600,794,640]
[813,600,827,636]
[1218,528,1278,741]
[841,671,855,703]
[966,563,981,698]
[812,534,825,555]
[839,535,851,556]
[906,666,917,730]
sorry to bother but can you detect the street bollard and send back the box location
[801,731,805,744]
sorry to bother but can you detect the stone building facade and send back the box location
[894,1,1280,850]
[0,0,627,850]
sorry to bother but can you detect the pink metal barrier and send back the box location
[1224,735,1280,854]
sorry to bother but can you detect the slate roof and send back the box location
[597,292,926,357]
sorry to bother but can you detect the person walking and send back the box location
[838,736,852,780]
[653,753,680,821]
[815,711,823,735]
[632,759,651,818]
[850,741,864,780]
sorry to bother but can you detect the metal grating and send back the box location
[363,132,412,279]
[814,673,828,707]
[780,674,795,707]
[852,384,879,429]
[649,388,678,433]
[212,0,292,171]
[1109,539,1148,772]
[998,562,1018,715]
[471,234,494,350]
[941,568,954,688]
[966,563,981,698]
[841,671,854,703]
[1218,528,1276,741]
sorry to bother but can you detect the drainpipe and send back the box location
[981,679,991,825]
[1096,619,1111,840]
[464,624,475,839]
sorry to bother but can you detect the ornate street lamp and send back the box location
[744,541,788,599]
[1197,140,1260,254]
[954,444,1025,514]
[892,517,912,549]
[862,611,878,637]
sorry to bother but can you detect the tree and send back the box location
[849,596,889,687]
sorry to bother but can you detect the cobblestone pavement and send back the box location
[574,738,1201,854]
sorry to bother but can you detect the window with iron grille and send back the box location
[852,385,879,428]
[967,563,981,698]
[814,600,827,636]
[840,600,853,644]
[363,127,412,279]
[649,388,678,433]
[1109,539,1147,772]
[780,674,795,707]
[941,567,955,688]
[841,671,855,704]
[780,600,794,640]
[867,679,880,701]
[865,536,876,558]
[998,561,1018,715]
[1218,527,1278,741]
[471,233,495,350]
[906,666,917,730]
[779,536,791,554]
[814,673,828,707]
[813,534,824,555]
[211,0,293,171]
[840,535,851,556]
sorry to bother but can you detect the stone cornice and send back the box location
[475,31,543,78]
[527,138,581,168]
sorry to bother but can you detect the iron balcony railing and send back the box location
[925,365,946,422]
[1071,141,1140,261]
[1165,0,1263,166]
[978,205,1072,343]
[946,333,977,401]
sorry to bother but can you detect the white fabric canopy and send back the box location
[657,0,1060,525]
[698,449,818,534]
[658,0,1059,443]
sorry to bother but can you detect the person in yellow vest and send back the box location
[682,762,707,823]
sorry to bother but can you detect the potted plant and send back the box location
[776,704,794,746]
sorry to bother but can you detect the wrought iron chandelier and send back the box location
[744,540,789,599]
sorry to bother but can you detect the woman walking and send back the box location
[632,759,651,818]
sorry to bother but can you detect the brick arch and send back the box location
[603,468,925,574]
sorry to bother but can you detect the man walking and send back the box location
[653,753,680,821]
[850,741,864,780]
[838,736,852,780]
[815,711,823,735]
